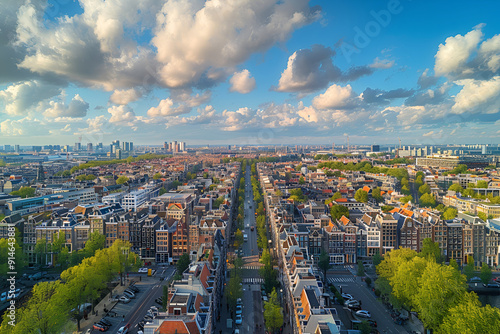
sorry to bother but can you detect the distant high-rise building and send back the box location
[179,142,185,151]
[116,149,122,159]
[87,143,93,152]
[164,142,168,150]
[4,145,11,152]
[14,145,20,153]
[32,146,42,152]
[371,145,380,152]
[74,142,81,151]
[129,142,133,152]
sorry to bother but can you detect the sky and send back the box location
[0,0,500,147]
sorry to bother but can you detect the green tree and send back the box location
[419,238,443,263]
[289,188,308,203]
[227,274,242,311]
[464,255,475,280]
[476,180,489,188]
[401,184,411,195]
[401,177,409,187]
[400,195,413,204]
[275,189,283,197]
[478,212,488,221]
[449,258,459,272]
[413,260,467,331]
[116,175,129,185]
[299,176,305,184]
[439,292,500,334]
[448,183,464,193]
[330,204,349,221]
[418,183,431,195]
[357,260,365,276]
[381,205,394,213]
[480,263,492,284]
[10,186,36,198]
[159,187,167,195]
[415,175,424,185]
[153,172,163,179]
[264,289,284,333]
[442,207,458,220]
[318,250,331,281]
[0,229,25,276]
[213,196,225,209]
[372,251,383,267]
[372,187,383,202]
[354,189,368,203]
[0,281,71,334]
[84,231,105,257]
[234,229,244,249]
[419,193,436,207]
[176,253,191,275]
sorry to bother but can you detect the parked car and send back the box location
[128,285,139,293]
[344,299,359,306]
[236,298,242,306]
[355,310,371,318]
[117,324,130,334]
[341,293,353,300]
[138,321,145,330]
[144,315,153,321]
[93,323,108,332]
[99,318,112,327]
[235,314,243,325]
[347,303,361,311]
[487,283,500,288]
[155,297,163,305]
[123,290,135,299]
[250,226,254,231]
[119,296,131,303]
[236,305,243,315]
[470,276,482,283]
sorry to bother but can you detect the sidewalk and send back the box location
[79,279,137,332]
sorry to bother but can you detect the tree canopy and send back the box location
[354,189,368,203]
[10,186,35,198]
[330,204,349,221]
[116,175,129,185]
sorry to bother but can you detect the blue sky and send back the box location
[1,0,499,146]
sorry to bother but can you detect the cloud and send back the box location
[434,26,483,76]
[312,84,355,109]
[274,44,375,93]
[169,89,211,108]
[361,87,414,105]
[0,117,47,136]
[108,105,136,124]
[417,68,439,89]
[43,94,89,118]
[229,70,256,94]
[153,0,320,88]
[0,80,61,115]
[479,34,500,72]
[452,76,500,114]
[110,88,143,105]
[147,98,176,117]
[405,83,451,106]
[370,57,395,69]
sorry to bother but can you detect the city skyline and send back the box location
[1,0,500,146]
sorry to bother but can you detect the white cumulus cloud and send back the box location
[229,70,256,94]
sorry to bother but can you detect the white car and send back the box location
[355,310,371,318]
[138,267,148,273]
[119,296,131,303]
[341,293,353,300]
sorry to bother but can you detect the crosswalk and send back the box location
[328,277,355,284]
[242,266,262,270]
[242,278,264,284]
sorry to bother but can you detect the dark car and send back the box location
[138,321,145,330]
[93,323,108,332]
[128,285,139,293]
[347,303,361,311]
[155,297,163,305]
[99,318,112,327]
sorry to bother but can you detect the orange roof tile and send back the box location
[339,215,350,226]
[362,186,371,193]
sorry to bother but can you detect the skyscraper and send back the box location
[87,143,93,152]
